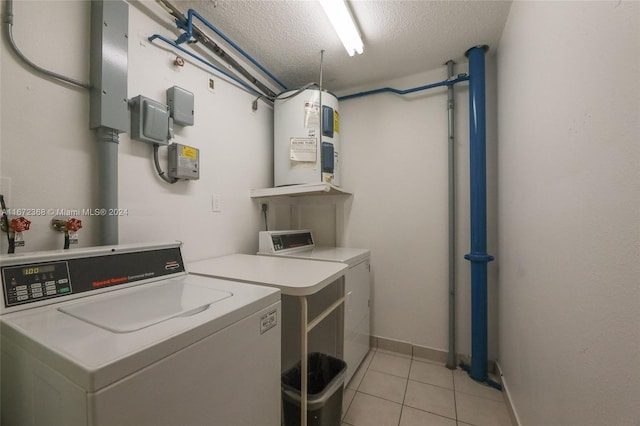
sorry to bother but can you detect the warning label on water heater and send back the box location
[304,101,320,129]
[290,137,317,162]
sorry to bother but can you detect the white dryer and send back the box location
[258,230,370,385]
[1,242,281,426]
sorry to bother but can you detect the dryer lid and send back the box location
[59,280,232,333]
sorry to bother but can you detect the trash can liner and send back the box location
[281,372,345,411]
[281,352,347,411]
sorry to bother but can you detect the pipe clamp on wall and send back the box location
[464,253,494,263]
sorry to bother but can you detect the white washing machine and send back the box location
[0,242,281,426]
[258,230,370,385]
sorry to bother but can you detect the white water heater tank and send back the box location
[274,87,340,187]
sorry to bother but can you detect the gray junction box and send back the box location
[167,86,195,126]
[169,143,200,180]
[130,96,170,145]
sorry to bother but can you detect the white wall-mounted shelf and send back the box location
[250,183,352,199]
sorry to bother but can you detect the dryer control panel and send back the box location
[258,230,314,254]
[1,243,185,312]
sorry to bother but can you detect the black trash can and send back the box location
[281,352,347,426]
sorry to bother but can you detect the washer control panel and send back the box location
[2,262,71,305]
[1,243,186,311]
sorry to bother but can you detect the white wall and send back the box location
[334,60,500,360]
[496,1,640,425]
[0,2,501,363]
[0,1,274,262]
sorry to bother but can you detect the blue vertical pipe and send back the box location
[464,45,494,382]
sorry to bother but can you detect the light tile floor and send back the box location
[341,348,513,426]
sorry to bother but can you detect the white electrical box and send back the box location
[168,143,199,180]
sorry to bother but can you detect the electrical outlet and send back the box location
[208,76,215,93]
[212,194,222,212]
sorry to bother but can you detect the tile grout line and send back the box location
[409,355,460,424]
[353,347,490,425]
[342,349,373,424]
[351,356,409,406]
[355,389,405,406]
[452,369,507,403]
[361,347,409,425]
[406,376,456,392]
[342,389,356,423]
[397,357,413,426]
[453,367,459,425]
[368,366,412,380]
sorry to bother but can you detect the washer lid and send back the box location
[59,281,232,333]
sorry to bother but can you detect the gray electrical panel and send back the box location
[169,143,200,180]
[89,0,129,132]
[130,96,170,145]
[167,86,195,126]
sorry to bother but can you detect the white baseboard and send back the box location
[496,361,521,426]
[371,335,497,372]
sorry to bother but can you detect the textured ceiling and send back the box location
[173,0,512,94]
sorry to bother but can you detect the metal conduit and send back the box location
[5,0,123,247]
[183,9,288,91]
[3,0,91,89]
[148,34,271,101]
[96,128,119,246]
[319,50,324,186]
[446,60,457,370]
[337,65,471,375]
[89,0,128,246]
[156,0,277,99]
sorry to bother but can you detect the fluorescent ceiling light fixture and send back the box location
[319,0,363,56]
